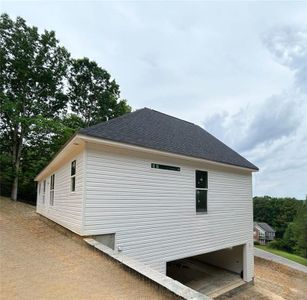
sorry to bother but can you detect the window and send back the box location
[42,180,46,204]
[151,163,180,171]
[71,160,76,192]
[50,174,55,206]
[195,170,208,213]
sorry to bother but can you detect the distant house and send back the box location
[253,222,275,245]
[35,108,258,283]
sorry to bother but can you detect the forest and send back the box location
[254,196,307,258]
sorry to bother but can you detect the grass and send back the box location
[256,245,307,266]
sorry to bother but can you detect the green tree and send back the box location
[253,196,303,238]
[15,114,86,203]
[68,58,131,126]
[279,201,307,258]
[0,14,70,200]
[0,14,131,203]
[282,222,297,253]
[292,201,307,258]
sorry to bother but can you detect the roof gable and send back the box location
[257,222,275,233]
[79,108,258,170]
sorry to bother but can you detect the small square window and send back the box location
[196,190,207,212]
[196,170,208,188]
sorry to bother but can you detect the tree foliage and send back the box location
[253,196,303,238]
[254,196,307,258]
[0,13,70,200]
[68,58,131,126]
[0,14,131,202]
[291,201,307,258]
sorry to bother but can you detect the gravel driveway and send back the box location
[254,247,307,274]
[0,197,176,300]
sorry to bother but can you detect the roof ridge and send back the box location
[79,108,146,133]
[144,107,198,127]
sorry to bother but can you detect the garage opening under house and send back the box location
[167,245,248,298]
[35,108,258,296]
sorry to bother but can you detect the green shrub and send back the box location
[268,239,284,250]
[254,241,260,245]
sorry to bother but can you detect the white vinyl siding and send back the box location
[36,152,84,234]
[84,143,254,279]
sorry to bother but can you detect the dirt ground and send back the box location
[1,197,306,300]
[221,256,307,300]
[0,197,176,300]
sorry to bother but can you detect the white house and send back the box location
[35,108,258,283]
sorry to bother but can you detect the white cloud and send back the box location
[262,26,307,93]
[2,1,307,198]
[204,91,305,152]
[204,93,307,199]
[204,25,307,199]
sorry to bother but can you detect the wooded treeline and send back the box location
[254,196,307,258]
[0,14,131,203]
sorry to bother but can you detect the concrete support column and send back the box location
[243,242,254,282]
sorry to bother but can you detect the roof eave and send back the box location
[34,133,83,181]
[79,133,259,172]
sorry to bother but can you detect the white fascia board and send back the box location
[35,133,257,182]
[34,135,84,181]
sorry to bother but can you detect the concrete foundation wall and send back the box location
[93,234,115,250]
[195,245,243,274]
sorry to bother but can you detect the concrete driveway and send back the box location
[0,197,176,300]
[254,247,307,274]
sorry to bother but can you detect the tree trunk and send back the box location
[11,173,18,201]
[10,128,23,201]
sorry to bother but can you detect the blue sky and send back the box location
[2,1,307,199]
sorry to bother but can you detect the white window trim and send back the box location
[71,160,76,192]
[42,180,46,204]
[50,174,55,206]
[196,170,208,214]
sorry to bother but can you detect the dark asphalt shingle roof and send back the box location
[256,222,275,233]
[79,108,258,170]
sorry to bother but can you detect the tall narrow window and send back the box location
[195,170,208,213]
[50,174,55,206]
[71,160,76,192]
[42,180,46,204]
